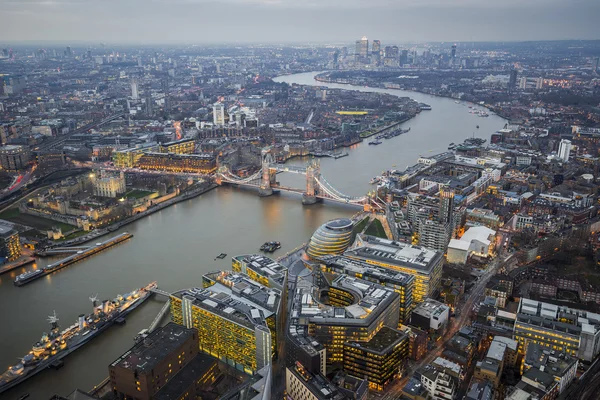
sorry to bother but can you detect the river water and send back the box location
[0,71,506,400]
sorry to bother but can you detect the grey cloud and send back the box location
[0,0,598,43]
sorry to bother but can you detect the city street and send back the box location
[379,252,513,399]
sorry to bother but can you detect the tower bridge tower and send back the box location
[259,148,274,197]
[302,158,320,205]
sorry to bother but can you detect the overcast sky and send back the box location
[1,0,599,44]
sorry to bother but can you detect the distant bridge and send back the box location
[217,148,380,207]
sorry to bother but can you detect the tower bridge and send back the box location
[216,148,376,207]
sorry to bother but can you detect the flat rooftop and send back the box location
[110,323,195,373]
[346,326,406,355]
[172,271,281,330]
[345,234,443,274]
[154,353,218,400]
[233,254,288,286]
[319,255,415,287]
[517,298,600,335]
[413,299,448,318]
[525,343,577,377]
[288,364,345,400]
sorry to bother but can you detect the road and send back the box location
[378,252,513,399]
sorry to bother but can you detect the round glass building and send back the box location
[306,218,354,259]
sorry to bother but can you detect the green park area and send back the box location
[364,219,388,239]
[0,208,76,232]
[125,189,154,199]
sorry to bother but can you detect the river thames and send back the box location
[0,71,506,399]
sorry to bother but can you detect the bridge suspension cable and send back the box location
[219,169,262,184]
[315,176,367,203]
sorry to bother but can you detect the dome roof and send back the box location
[306,218,354,259]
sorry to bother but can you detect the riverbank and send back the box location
[0,256,35,276]
[314,72,509,121]
[50,183,218,248]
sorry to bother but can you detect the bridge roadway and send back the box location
[221,179,365,207]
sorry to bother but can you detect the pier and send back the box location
[148,300,171,333]
[14,233,133,287]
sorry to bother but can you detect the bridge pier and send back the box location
[259,187,273,197]
[302,193,318,205]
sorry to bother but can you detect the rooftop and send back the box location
[154,353,218,400]
[345,326,407,355]
[233,254,288,287]
[318,255,415,287]
[172,271,281,330]
[110,323,196,373]
[517,298,600,335]
[413,298,449,319]
[345,234,443,274]
[288,363,345,400]
[524,343,578,377]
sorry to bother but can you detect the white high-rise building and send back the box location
[213,103,225,126]
[130,78,139,100]
[558,139,572,162]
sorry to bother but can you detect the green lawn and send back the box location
[353,217,370,235]
[0,208,75,232]
[0,208,20,219]
[55,230,89,242]
[364,219,388,239]
[125,189,153,199]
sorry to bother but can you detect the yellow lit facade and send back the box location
[138,152,216,174]
[318,258,415,325]
[170,296,263,375]
[358,258,439,304]
[113,144,159,168]
[170,272,281,374]
[0,229,21,261]
[343,327,409,392]
[160,139,195,154]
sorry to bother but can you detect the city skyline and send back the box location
[1,0,599,43]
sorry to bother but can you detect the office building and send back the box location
[113,143,160,168]
[109,322,220,400]
[419,367,456,400]
[159,138,195,154]
[523,343,578,394]
[447,226,496,265]
[418,219,451,252]
[383,46,399,67]
[287,272,400,366]
[286,362,367,400]
[410,299,450,333]
[91,171,126,198]
[306,218,354,259]
[213,102,225,126]
[137,152,216,174]
[432,357,462,381]
[355,36,369,63]
[371,40,381,63]
[474,336,517,388]
[557,139,572,162]
[170,271,282,374]
[465,208,501,230]
[0,226,20,261]
[343,326,408,391]
[0,145,31,171]
[509,69,518,89]
[317,255,414,324]
[513,298,600,361]
[232,254,288,292]
[345,234,444,302]
[130,77,139,100]
[465,381,493,400]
